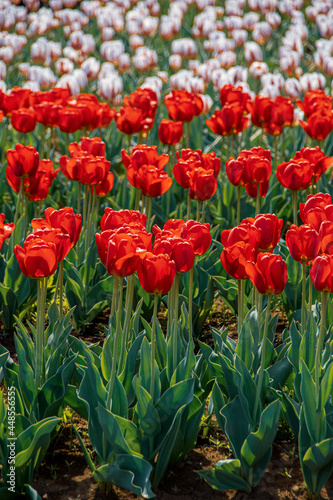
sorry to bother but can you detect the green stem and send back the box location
[146,196,152,231]
[315,292,328,412]
[150,294,159,403]
[301,262,307,335]
[201,201,206,224]
[119,274,135,370]
[309,278,313,314]
[35,277,48,390]
[189,267,193,339]
[253,294,272,423]
[134,188,141,211]
[186,121,190,149]
[77,183,81,216]
[106,278,123,410]
[24,194,28,235]
[292,190,298,225]
[257,293,263,336]
[255,185,260,216]
[238,279,245,333]
[59,260,64,321]
[173,273,180,372]
[196,200,201,221]
[110,276,119,331]
[237,186,241,225]
[187,195,191,220]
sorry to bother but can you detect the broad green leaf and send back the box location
[300,361,326,444]
[197,458,251,492]
[93,454,154,499]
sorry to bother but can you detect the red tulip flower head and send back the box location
[246,252,288,295]
[158,119,183,145]
[137,252,176,295]
[310,254,333,292]
[14,235,59,278]
[164,89,203,122]
[285,224,321,263]
[300,193,333,231]
[0,214,15,250]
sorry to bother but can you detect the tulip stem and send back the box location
[253,293,272,423]
[309,279,313,315]
[106,278,123,410]
[292,190,298,225]
[186,122,190,149]
[119,274,135,371]
[24,194,28,235]
[146,196,152,231]
[201,201,206,224]
[237,186,241,225]
[257,292,263,338]
[59,260,64,321]
[188,267,193,339]
[35,277,48,390]
[150,294,159,403]
[77,183,81,216]
[187,195,191,220]
[173,273,180,373]
[134,188,141,211]
[196,200,202,221]
[301,262,307,335]
[238,279,244,333]
[315,292,328,412]
[110,276,119,332]
[255,185,260,216]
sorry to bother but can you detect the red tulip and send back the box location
[219,84,252,113]
[11,108,37,133]
[188,167,218,201]
[116,106,152,135]
[0,214,15,251]
[225,158,246,187]
[246,252,288,295]
[221,221,262,250]
[24,159,60,202]
[100,208,146,231]
[94,171,115,197]
[58,107,82,133]
[310,254,333,292]
[158,119,183,145]
[294,147,333,184]
[300,193,333,231]
[14,235,59,278]
[299,110,333,141]
[246,213,283,252]
[164,89,203,122]
[153,233,195,273]
[0,87,32,116]
[134,164,172,198]
[297,90,332,118]
[32,207,82,248]
[124,87,158,121]
[106,233,143,277]
[28,228,71,262]
[137,252,176,294]
[7,144,39,179]
[69,137,106,157]
[34,102,62,127]
[285,224,321,263]
[220,242,256,280]
[276,158,313,191]
[180,220,212,255]
[206,104,249,136]
[319,221,333,255]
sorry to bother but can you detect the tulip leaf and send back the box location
[300,361,326,444]
[218,352,238,400]
[221,396,251,460]
[97,404,142,457]
[240,400,281,470]
[235,355,257,424]
[197,458,251,492]
[14,417,61,469]
[93,454,154,499]
[299,316,317,374]
[287,320,302,373]
[153,405,185,486]
[320,361,333,410]
[235,318,254,371]
[211,381,226,432]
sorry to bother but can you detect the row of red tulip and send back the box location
[2,85,333,142]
